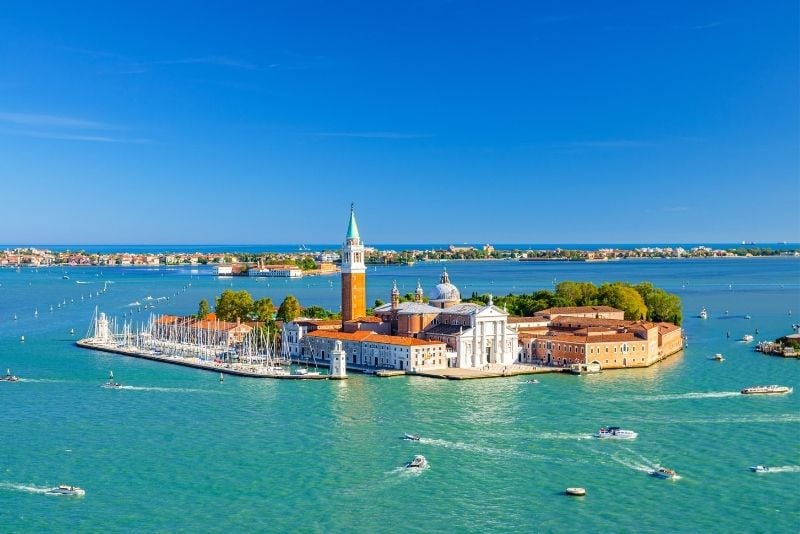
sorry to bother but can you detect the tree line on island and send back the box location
[193,280,682,334]
[464,281,682,325]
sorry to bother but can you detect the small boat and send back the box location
[565,487,586,496]
[403,433,421,441]
[741,385,792,395]
[597,426,638,440]
[3,368,19,382]
[650,467,678,480]
[405,455,428,469]
[750,465,770,473]
[744,315,751,320]
[742,334,754,342]
[62,275,69,280]
[526,378,539,384]
[699,308,708,319]
[219,373,224,383]
[713,353,725,362]
[102,371,122,389]
[46,484,85,496]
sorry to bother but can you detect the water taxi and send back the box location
[46,484,85,496]
[650,467,678,480]
[749,465,770,473]
[597,427,638,440]
[740,385,792,395]
[405,455,428,469]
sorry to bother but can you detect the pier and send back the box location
[76,340,329,379]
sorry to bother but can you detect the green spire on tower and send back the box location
[346,202,360,240]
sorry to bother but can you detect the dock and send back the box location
[76,340,329,379]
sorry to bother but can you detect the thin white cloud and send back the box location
[154,56,259,70]
[20,131,149,143]
[315,132,430,139]
[0,112,115,130]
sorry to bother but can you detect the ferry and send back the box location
[46,484,85,496]
[699,308,708,319]
[740,385,792,395]
[650,467,678,480]
[749,465,770,473]
[597,426,638,440]
[405,455,428,469]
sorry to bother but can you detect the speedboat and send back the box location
[597,426,638,440]
[650,467,678,480]
[102,371,122,389]
[741,385,793,395]
[750,465,770,473]
[699,308,708,319]
[405,455,428,469]
[742,334,754,342]
[46,484,85,496]
[713,353,725,362]
[403,433,421,441]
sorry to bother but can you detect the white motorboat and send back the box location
[650,467,678,480]
[403,433,421,441]
[741,334,754,343]
[749,465,770,473]
[405,455,428,469]
[565,487,586,496]
[46,484,85,496]
[597,426,638,440]
[102,371,122,389]
[741,385,792,395]
[526,378,539,384]
[712,353,725,362]
[699,308,708,319]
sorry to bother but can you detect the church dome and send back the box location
[429,269,460,303]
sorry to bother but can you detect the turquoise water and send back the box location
[1,258,799,532]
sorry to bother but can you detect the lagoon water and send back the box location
[1,257,799,532]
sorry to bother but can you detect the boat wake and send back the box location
[419,438,549,460]
[75,281,91,284]
[116,386,209,393]
[127,301,141,307]
[534,431,596,441]
[615,391,741,402]
[0,482,51,494]
[388,465,429,478]
[760,466,800,474]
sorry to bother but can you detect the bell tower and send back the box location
[341,203,366,322]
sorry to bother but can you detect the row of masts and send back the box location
[86,308,286,370]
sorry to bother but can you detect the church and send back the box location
[282,205,519,371]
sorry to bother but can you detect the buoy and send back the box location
[566,487,586,496]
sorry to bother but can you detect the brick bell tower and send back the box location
[341,203,366,322]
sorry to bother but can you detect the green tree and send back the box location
[374,299,385,308]
[303,305,331,319]
[215,289,254,322]
[197,298,211,319]
[635,282,683,325]
[277,295,302,322]
[253,297,275,322]
[596,283,647,321]
[555,281,597,306]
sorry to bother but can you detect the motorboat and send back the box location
[3,368,19,382]
[526,378,539,384]
[403,433,421,441]
[750,465,770,473]
[565,487,586,496]
[741,385,792,395]
[742,334,754,343]
[713,353,725,362]
[744,315,752,320]
[46,484,85,496]
[597,426,638,440]
[102,371,122,389]
[650,467,678,480]
[405,455,428,469]
[699,308,708,319]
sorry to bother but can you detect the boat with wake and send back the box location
[597,426,637,440]
[3,368,19,382]
[403,433,421,441]
[102,371,123,389]
[405,455,428,469]
[712,353,725,362]
[741,385,792,395]
[750,465,770,473]
[741,334,754,343]
[46,484,85,496]
[650,467,678,480]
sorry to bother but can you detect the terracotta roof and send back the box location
[508,316,549,324]
[349,316,383,323]
[307,330,445,347]
[536,306,622,315]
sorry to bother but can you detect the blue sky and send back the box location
[0,1,797,245]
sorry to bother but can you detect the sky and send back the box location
[0,1,797,245]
